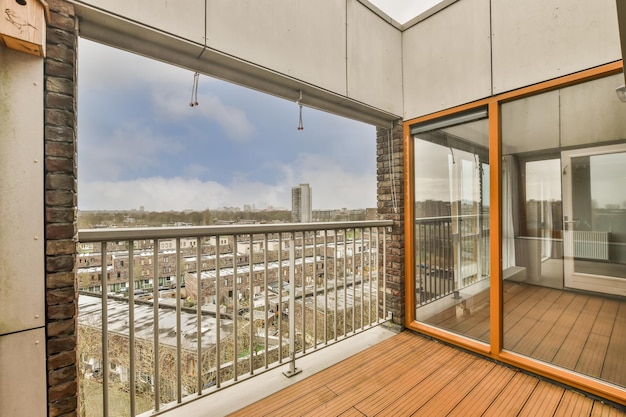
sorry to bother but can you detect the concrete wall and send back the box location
[402,0,622,119]
[0,46,47,417]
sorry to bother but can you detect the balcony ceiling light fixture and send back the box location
[616,84,626,103]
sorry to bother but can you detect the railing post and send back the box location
[283,233,301,378]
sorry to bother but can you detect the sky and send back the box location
[77,1,443,212]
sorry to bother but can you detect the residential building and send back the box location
[1,1,625,416]
[291,183,312,223]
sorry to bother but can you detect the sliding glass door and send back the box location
[411,110,491,343]
[500,72,626,388]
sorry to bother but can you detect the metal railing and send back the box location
[415,214,490,306]
[77,220,392,417]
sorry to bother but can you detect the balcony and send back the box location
[77,220,393,416]
[76,220,626,417]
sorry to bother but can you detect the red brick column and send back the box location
[45,1,79,416]
[376,123,405,327]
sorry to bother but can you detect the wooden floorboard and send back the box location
[517,380,565,417]
[229,332,625,416]
[554,390,595,417]
[602,302,626,384]
[424,281,626,388]
[552,296,601,370]
[485,372,545,417]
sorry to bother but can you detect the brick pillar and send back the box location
[376,123,405,327]
[45,1,79,416]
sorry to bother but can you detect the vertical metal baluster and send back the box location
[456,215,462,293]
[436,219,442,300]
[128,241,136,417]
[380,227,385,323]
[436,220,441,297]
[343,229,347,337]
[249,233,254,375]
[323,230,328,345]
[301,232,306,353]
[196,238,202,395]
[263,234,269,369]
[360,228,365,329]
[434,221,438,297]
[101,241,109,417]
[449,218,453,296]
[431,220,438,298]
[278,233,283,363]
[175,238,182,403]
[450,219,453,295]
[334,230,338,341]
[233,235,238,381]
[313,231,318,349]
[424,222,427,304]
[416,222,420,305]
[283,232,300,377]
[352,229,356,333]
[152,239,160,412]
[428,222,432,300]
[215,238,221,389]
[423,223,427,302]
[366,228,371,325]
[438,220,443,297]
[432,222,436,299]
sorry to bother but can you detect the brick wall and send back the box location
[45,1,79,416]
[376,123,405,327]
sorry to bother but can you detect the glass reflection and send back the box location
[501,73,626,388]
[413,115,490,343]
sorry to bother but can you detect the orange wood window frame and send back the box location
[403,60,625,406]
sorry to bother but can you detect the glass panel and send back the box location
[413,115,490,343]
[501,73,626,388]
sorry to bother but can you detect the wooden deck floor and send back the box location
[228,331,625,417]
[425,282,626,387]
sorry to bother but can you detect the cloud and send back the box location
[183,163,211,178]
[152,88,254,141]
[79,122,185,181]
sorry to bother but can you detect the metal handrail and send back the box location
[78,220,392,242]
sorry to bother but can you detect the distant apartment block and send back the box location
[291,183,312,222]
